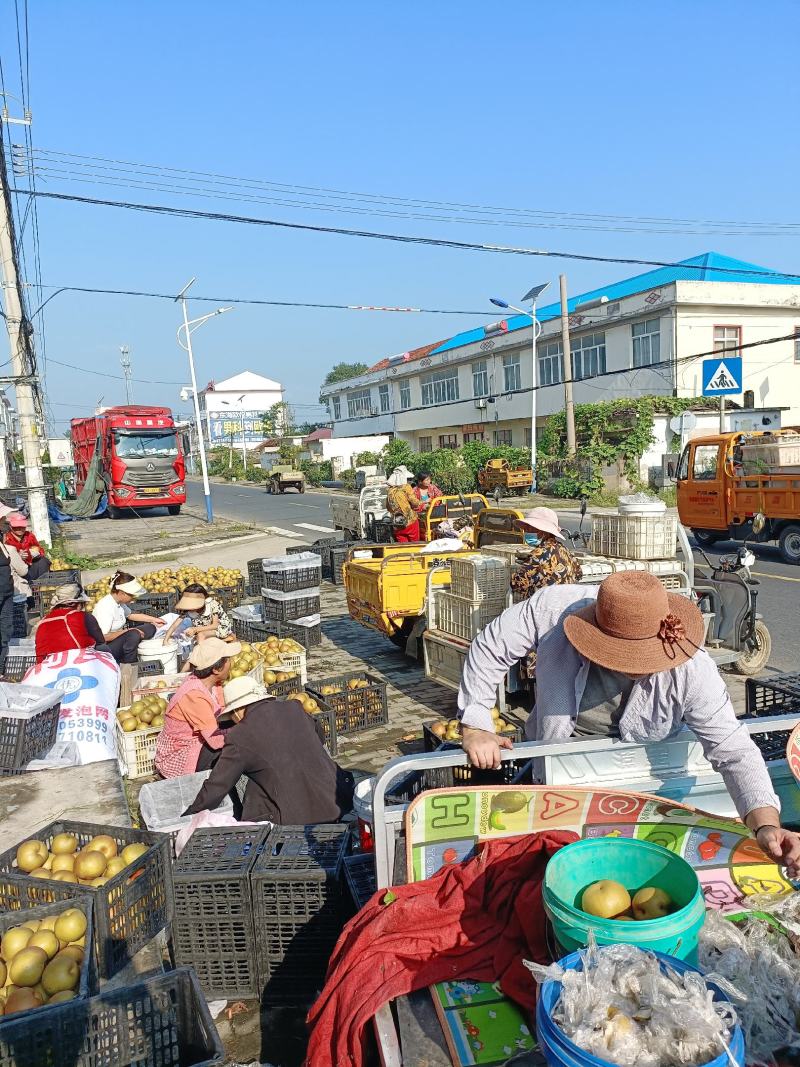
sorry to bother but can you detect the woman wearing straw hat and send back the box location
[183,676,355,824]
[458,570,800,876]
[34,582,106,663]
[386,466,425,543]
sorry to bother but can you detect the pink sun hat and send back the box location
[516,507,565,541]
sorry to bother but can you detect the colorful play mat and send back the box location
[404,785,795,1067]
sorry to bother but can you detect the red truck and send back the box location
[71,406,186,517]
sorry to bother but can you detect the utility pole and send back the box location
[0,118,50,545]
[119,346,133,404]
[559,274,577,456]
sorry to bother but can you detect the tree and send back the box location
[262,401,295,438]
[319,362,369,402]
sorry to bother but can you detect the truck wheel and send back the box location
[299,484,305,494]
[778,524,800,565]
[732,620,771,676]
[692,529,721,547]
[167,505,181,516]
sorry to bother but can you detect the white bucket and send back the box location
[138,639,179,675]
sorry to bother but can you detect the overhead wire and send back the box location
[12,188,800,281]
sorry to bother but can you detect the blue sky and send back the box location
[2,0,799,433]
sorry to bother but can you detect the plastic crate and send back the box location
[207,578,245,612]
[173,826,271,999]
[423,629,469,690]
[261,552,322,592]
[448,555,510,601]
[262,587,321,622]
[0,683,61,775]
[2,651,35,684]
[434,590,506,642]
[428,737,532,787]
[115,717,161,780]
[131,673,184,701]
[247,556,265,596]
[329,543,353,585]
[230,609,313,668]
[306,697,338,758]
[589,513,678,560]
[11,596,26,640]
[252,824,349,1003]
[343,852,377,910]
[0,895,96,1021]
[286,542,317,557]
[306,671,389,735]
[422,709,525,752]
[136,660,162,679]
[0,819,173,979]
[745,672,800,717]
[30,570,81,615]
[134,592,177,618]
[283,614,322,649]
[0,967,224,1067]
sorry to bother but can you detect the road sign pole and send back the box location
[719,395,725,433]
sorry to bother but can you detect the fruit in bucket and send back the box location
[581,880,632,919]
[632,886,673,920]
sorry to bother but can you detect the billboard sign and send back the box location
[48,439,74,466]
[208,409,266,444]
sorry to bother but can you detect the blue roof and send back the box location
[430,252,797,356]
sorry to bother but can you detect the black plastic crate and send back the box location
[173,825,270,999]
[265,674,303,699]
[1,652,35,683]
[262,555,322,592]
[427,740,533,787]
[283,616,321,649]
[135,591,177,617]
[11,597,26,640]
[0,691,61,775]
[343,853,377,911]
[286,543,316,557]
[746,673,800,718]
[136,660,162,679]
[422,709,526,752]
[207,578,245,612]
[369,519,395,544]
[247,557,265,596]
[252,824,349,1003]
[329,543,353,585]
[30,570,81,615]
[0,967,224,1067]
[262,589,321,623]
[306,671,389,735]
[751,728,793,762]
[0,819,173,979]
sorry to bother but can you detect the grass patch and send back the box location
[50,540,101,570]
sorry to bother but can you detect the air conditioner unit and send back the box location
[474,398,488,410]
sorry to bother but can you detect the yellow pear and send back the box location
[120,843,148,866]
[42,955,80,996]
[54,910,87,944]
[9,946,48,987]
[51,833,79,855]
[88,835,118,860]
[16,840,48,873]
[51,854,75,874]
[28,930,59,961]
[1,927,32,962]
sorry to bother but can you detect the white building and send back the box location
[301,427,390,473]
[319,253,800,452]
[197,371,284,451]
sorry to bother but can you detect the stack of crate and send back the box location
[433,555,509,642]
[260,551,322,647]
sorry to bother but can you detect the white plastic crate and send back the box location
[423,630,469,691]
[449,555,510,601]
[435,591,506,641]
[115,711,161,780]
[741,435,800,472]
[589,513,677,560]
[479,544,523,564]
[132,673,185,701]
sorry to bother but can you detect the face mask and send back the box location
[524,533,540,547]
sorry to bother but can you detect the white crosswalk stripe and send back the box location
[295,523,337,533]
[267,526,303,538]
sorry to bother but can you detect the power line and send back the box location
[45,355,184,386]
[25,145,800,237]
[13,188,800,280]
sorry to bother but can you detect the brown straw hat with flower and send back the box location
[563,571,705,674]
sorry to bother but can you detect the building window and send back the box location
[379,384,390,413]
[439,434,458,449]
[713,325,741,358]
[572,332,606,380]
[421,367,459,406]
[539,341,564,386]
[502,353,521,393]
[347,389,372,418]
[418,436,432,452]
[332,396,341,420]
[631,318,661,368]
[472,360,489,397]
[399,380,411,409]
[524,427,532,448]
[494,428,513,446]
[463,431,484,443]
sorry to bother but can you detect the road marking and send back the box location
[296,522,336,533]
[291,503,322,509]
[267,526,303,538]
[751,570,800,583]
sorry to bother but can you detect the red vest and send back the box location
[35,607,95,663]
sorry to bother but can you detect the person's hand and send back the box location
[462,725,513,770]
[756,826,800,879]
[153,617,166,626]
[29,547,41,558]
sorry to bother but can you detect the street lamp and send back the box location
[221,394,247,471]
[490,282,550,492]
[175,278,234,523]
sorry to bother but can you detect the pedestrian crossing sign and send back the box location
[702,356,742,396]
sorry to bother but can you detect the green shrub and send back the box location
[301,460,333,486]
[354,451,379,466]
[341,469,357,490]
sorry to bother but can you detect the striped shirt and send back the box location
[457,584,779,820]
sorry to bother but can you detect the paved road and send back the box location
[189,479,798,672]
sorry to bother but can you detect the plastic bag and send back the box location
[699,909,800,1064]
[525,939,737,1067]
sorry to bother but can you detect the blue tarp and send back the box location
[49,493,107,523]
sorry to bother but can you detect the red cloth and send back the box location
[35,606,96,663]
[393,520,420,543]
[5,530,42,566]
[306,829,576,1067]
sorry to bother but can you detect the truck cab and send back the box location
[676,430,800,563]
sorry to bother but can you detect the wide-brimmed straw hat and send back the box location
[563,571,705,674]
[516,507,565,541]
[220,676,271,719]
[175,591,206,611]
[50,583,89,606]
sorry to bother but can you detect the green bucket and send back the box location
[543,838,706,964]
